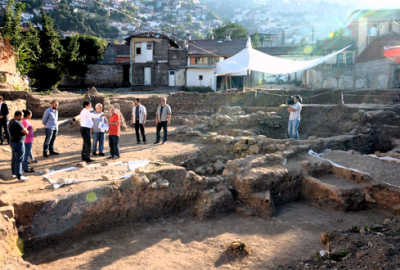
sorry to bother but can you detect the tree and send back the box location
[214,22,248,40]
[251,33,260,47]
[33,9,65,89]
[185,13,193,23]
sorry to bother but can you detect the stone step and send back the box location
[301,175,368,211]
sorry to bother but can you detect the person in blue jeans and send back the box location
[42,100,59,157]
[91,103,107,156]
[286,95,302,140]
[8,111,29,181]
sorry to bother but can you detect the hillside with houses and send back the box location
[0,0,222,40]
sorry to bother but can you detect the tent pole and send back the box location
[246,70,249,92]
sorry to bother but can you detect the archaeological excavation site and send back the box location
[1,87,400,270]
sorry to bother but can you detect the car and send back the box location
[264,74,289,84]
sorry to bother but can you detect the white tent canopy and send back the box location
[215,38,351,76]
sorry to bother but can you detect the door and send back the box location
[169,70,175,86]
[144,67,151,85]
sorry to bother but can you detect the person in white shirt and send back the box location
[130,98,147,144]
[286,95,302,140]
[80,101,104,162]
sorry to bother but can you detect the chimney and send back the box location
[211,35,214,40]
[225,33,231,41]
[210,29,214,39]
[186,33,192,40]
[110,36,115,44]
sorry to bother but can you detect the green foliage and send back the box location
[214,22,248,39]
[251,33,260,47]
[351,225,360,232]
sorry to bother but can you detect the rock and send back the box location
[301,160,311,167]
[77,162,86,168]
[101,175,112,181]
[209,177,220,183]
[132,173,150,187]
[2,147,11,153]
[43,168,50,175]
[157,179,169,189]
[207,167,215,174]
[248,144,259,154]
[149,181,159,190]
[186,171,196,180]
[240,137,248,144]
[213,161,226,173]
[231,242,241,250]
[101,162,109,166]
[195,166,207,175]
[0,206,14,219]
[382,218,392,225]
[265,145,277,152]
[308,136,317,140]
[235,206,255,217]
[319,250,328,257]
[193,175,203,183]
[0,190,11,207]
[276,144,286,150]
[365,193,377,203]
[248,138,257,145]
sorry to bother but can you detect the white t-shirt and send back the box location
[80,108,102,128]
[289,102,302,120]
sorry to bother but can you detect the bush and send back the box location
[181,86,214,93]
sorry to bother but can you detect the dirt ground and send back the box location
[23,202,390,270]
[0,124,205,201]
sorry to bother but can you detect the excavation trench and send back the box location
[1,92,399,268]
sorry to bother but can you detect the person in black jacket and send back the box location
[0,96,10,145]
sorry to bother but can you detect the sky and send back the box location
[314,0,400,9]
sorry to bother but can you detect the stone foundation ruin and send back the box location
[1,88,400,269]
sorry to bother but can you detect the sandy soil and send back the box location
[318,150,400,187]
[0,123,206,201]
[23,202,390,270]
[49,164,131,182]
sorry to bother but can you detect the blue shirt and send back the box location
[42,107,58,130]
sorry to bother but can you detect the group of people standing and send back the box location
[5,96,172,181]
[3,92,300,182]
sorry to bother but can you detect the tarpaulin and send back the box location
[215,38,351,76]
[383,45,400,63]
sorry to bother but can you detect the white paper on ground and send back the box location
[44,160,149,189]
[308,150,400,189]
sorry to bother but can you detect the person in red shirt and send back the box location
[108,106,121,159]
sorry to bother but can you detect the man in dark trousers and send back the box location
[130,98,147,144]
[42,100,59,157]
[8,111,29,181]
[0,96,10,145]
[154,97,171,145]
[80,101,104,162]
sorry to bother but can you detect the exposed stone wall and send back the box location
[0,46,16,73]
[310,60,400,89]
[6,99,27,118]
[0,72,30,90]
[153,39,169,62]
[84,64,123,87]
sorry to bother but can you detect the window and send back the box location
[337,53,343,64]
[170,71,175,75]
[199,75,203,80]
[147,43,152,50]
[136,47,141,55]
[346,53,353,64]
[367,27,377,36]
